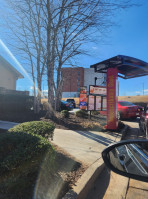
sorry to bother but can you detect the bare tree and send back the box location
[1,0,138,115]
[43,0,137,112]
[3,0,47,113]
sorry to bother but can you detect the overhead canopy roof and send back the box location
[90,55,148,79]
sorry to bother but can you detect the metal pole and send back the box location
[90,111,92,120]
[95,77,97,86]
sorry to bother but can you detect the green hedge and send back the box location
[91,111,100,115]
[8,121,55,140]
[61,110,69,118]
[0,132,55,174]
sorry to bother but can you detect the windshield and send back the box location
[0,1,147,199]
[67,99,74,102]
[119,101,135,106]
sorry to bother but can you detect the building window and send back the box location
[78,71,80,76]
[78,76,80,81]
[77,87,80,92]
[77,82,80,86]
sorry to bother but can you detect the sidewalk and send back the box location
[52,128,121,167]
[0,120,18,130]
[52,128,121,198]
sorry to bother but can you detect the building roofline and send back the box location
[0,55,24,79]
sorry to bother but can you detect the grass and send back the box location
[42,95,148,108]
[118,95,148,103]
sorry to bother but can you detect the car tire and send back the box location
[139,120,144,132]
[117,111,122,120]
[146,125,148,139]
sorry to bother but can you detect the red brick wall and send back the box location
[62,67,84,92]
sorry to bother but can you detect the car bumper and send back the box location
[123,112,140,118]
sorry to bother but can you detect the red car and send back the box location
[118,101,142,120]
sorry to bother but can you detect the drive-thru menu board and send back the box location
[89,85,106,95]
[102,96,107,110]
[96,96,101,110]
[88,85,107,111]
[88,95,95,110]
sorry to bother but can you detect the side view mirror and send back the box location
[102,140,148,182]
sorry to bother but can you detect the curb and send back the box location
[63,158,105,199]
[63,126,127,199]
[121,125,130,140]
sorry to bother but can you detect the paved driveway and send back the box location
[0,120,18,130]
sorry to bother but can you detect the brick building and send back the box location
[62,67,106,98]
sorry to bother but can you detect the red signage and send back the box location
[80,87,87,94]
[107,68,118,129]
[89,85,106,95]
[80,93,87,110]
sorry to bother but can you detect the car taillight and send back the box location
[66,104,69,106]
[146,114,148,119]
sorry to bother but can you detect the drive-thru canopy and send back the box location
[91,55,148,130]
[91,55,148,79]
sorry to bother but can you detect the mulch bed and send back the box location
[41,113,107,131]
[51,144,88,198]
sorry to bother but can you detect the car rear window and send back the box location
[67,99,74,102]
[61,100,67,103]
[119,101,135,106]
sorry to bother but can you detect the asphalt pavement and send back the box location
[86,119,148,199]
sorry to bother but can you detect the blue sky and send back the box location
[0,1,148,96]
[79,0,148,96]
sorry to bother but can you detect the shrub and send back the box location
[91,111,100,115]
[61,110,69,118]
[8,121,55,140]
[75,110,88,118]
[0,132,55,174]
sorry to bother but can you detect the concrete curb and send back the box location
[62,125,128,199]
[63,158,105,199]
[121,125,130,140]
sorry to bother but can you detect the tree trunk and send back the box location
[46,0,55,118]
[37,77,42,114]
[46,65,55,118]
[55,76,63,111]
[33,84,37,114]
